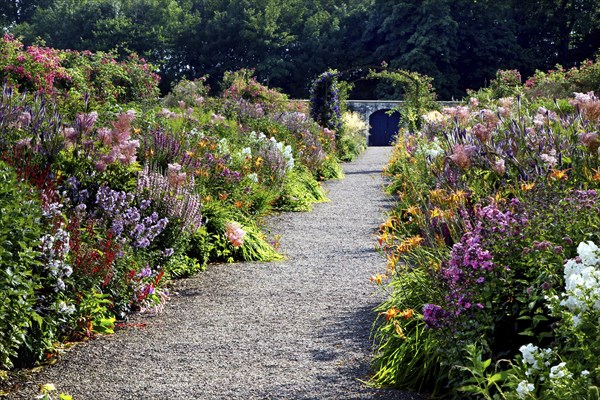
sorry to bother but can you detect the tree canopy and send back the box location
[2,0,599,99]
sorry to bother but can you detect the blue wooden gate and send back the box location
[368,109,400,146]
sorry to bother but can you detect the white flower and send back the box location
[247,173,258,183]
[577,241,600,265]
[516,380,535,398]
[582,370,590,377]
[520,343,540,367]
[241,147,252,157]
[549,362,572,380]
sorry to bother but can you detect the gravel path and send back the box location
[12,147,421,400]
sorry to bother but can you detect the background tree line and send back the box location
[1,0,599,99]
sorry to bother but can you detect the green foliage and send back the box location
[370,268,449,394]
[165,227,211,279]
[5,0,600,99]
[367,68,438,131]
[162,78,210,109]
[274,167,328,212]
[0,162,43,369]
[453,344,510,399]
[317,156,344,180]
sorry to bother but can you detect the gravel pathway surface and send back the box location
[12,147,422,400]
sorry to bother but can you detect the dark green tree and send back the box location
[511,0,600,73]
[1,0,53,26]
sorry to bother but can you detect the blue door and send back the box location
[369,109,400,146]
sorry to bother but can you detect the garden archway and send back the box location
[309,66,435,146]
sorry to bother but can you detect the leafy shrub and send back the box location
[525,56,600,99]
[0,161,43,369]
[162,78,210,109]
[273,166,328,212]
[0,35,159,109]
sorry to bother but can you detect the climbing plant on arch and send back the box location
[309,66,437,132]
[309,69,346,132]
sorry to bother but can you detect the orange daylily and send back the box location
[384,307,400,321]
[397,235,424,253]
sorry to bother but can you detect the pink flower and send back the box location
[118,140,139,164]
[449,144,475,169]
[97,127,112,146]
[480,109,500,128]
[211,113,225,123]
[225,221,246,247]
[443,106,470,125]
[471,123,491,143]
[95,160,107,172]
[18,111,31,127]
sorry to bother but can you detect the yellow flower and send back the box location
[380,217,395,230]
[429,189,446,203]
[377,232,390,247]
[393,320,406,339]
[39,383,57,394]
[255,157,264,167]
[386,255,398,273]
[434,233,446,246]
[549,168,570,181]
[405,205,420,216]
[447,190,467,204]
[430,207,444,219]
[521,181,535,191]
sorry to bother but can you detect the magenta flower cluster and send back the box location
[424,201,528,329]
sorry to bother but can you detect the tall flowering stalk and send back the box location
[137,163,203,233]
